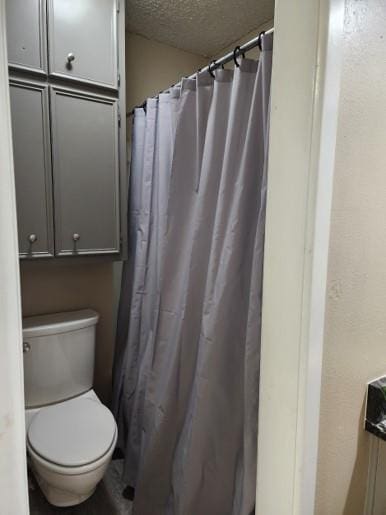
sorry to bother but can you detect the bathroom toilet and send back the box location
[23,309,117,507]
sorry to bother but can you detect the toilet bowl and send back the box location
[22,309,117,507]
[26,395,117,507]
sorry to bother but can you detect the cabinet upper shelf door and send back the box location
[50,86,120,256]
[9,81,54,258]
[6,0,47,74]
[48,0,118,89]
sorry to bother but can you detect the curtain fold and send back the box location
[113,93,179,486]
[113,32,273,515]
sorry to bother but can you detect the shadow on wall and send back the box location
[343,398,370,515]
[20,260,116,405]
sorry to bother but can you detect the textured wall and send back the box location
[125,32,207,112]
[315,1,386,513]
[20,260,115,404]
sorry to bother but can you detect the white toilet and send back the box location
[23,309,117,507]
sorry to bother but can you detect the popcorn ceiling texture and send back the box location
[125,0,275,56]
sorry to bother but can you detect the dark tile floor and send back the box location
[28,460,133,515]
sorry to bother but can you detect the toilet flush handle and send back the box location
[23,341,31,353]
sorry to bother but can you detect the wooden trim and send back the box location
[117,0,127,258]
[0,0,29,512]
[256,0,345,513]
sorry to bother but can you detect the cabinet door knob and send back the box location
[67,52,75,63]
[73,233,80,242]
[28,234,37,243]
[23,342,31,353]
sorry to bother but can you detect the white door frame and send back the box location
[257,0,344,514]
[0,0,29,513]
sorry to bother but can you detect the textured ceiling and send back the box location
[125,0,275,57]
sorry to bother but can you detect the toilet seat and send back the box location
[27,397,117,468]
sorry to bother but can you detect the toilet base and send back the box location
[28,430,117,508]
[34,470,96,507]
[29,451,112,508]
[25,390,118,508]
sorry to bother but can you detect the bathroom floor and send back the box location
[28,460,132,515]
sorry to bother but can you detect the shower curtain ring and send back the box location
[258,31,266,51]
[233,46,245,67]
[208,60,216,78]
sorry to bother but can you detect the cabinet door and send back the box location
[48,0,118,89]
[6,0,47,74]
[50,86,120,256]
[9,81,54,258]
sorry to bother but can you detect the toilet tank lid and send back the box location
[23,309,99,338]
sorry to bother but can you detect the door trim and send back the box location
[0,0,29,512]
[257,0,345,513]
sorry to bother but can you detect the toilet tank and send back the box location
[23,309,99,408]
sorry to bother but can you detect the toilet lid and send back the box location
[27,398,117,467]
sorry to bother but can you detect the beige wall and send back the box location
[125,32,207,113]
[316,1,386,513]
[20,260,115,404]
[20,35,206,406]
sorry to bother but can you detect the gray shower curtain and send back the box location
[113,32,273,515]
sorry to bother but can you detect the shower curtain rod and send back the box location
[127,26,274,116]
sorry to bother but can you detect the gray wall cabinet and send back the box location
[51,87,120,255]
[48,0,118,89]
[9,80,54,258]
[6,0,47,75]
[6,0,126,259]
